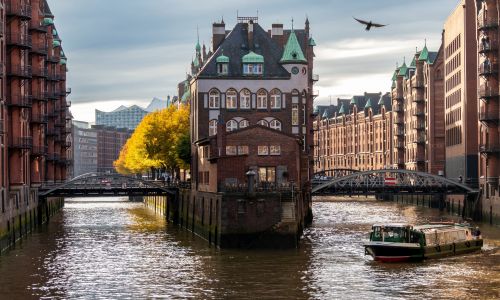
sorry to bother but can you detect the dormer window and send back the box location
[216,51,229,75]
[242,51,264,75]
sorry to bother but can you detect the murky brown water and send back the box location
[0,197,499,299]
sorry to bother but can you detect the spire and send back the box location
[418,42,429,62]
[338,103,346,115]
[280,27,307,63]
[195,26,201,53]
[364,98,372,109]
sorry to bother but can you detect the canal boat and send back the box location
[364,223,483,262]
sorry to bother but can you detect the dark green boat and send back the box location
[364,223,483,262]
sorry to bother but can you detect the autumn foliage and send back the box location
[114,104,190,175]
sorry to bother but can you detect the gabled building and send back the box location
[313,92,393,172]
[185,16,317,247]
[391,42,445,175]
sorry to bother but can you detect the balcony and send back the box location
[479,41,498,54]
[412,108,425,117]
[414,135,426,144]
[395,129,404,136]
[47,55,59,63]
[66,88,72,95]
[47,92,59,99]
[478,18,499,31]
[394,116,404,124]
[393,105,403,113]
[7,65,32,78]
[413,123,425,130]
[66,101,71,107]
[412,97,425,103]
[31,145,48,156]
[412,78,424,89]
[312,74,319,81]
[480,143,500,154]
[395,141,405,149]
[32,91,48,102]
[31,113,49,124]
[415,155,425,163]
[479,85,499,100]
[31,42,48,55]
[32,66,48,78]
[6,1,32,19]
[7,94,33,108]
[312,90,319,98]
[479,111,500,124]
[47,72,58,81]
[46,153,61,161]
[6,33,32,48]
[479,63,499,76]
[10,137,33,149]
[29,21,48,33]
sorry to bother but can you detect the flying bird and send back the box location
[353,17,387,31]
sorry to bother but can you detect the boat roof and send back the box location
[372,223,412,228]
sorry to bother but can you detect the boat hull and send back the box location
[365,239,483,262]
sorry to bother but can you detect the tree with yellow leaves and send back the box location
[114,104,190,176]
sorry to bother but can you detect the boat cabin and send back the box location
[369,224,423,244]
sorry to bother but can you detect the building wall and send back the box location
[72,126,97,177]
[95,106,148,130]
[313,107,393,172]
[444,0,478,185]
[92,125,132,174]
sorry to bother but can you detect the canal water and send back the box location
[0,197,499,299]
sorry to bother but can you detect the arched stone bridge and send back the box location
[39,173,177,198]
[312,169,478,196]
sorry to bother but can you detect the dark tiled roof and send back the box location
[316,93,391,119]
[428,51,438,64]
[198,23,295,79]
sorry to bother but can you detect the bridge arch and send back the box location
[40,173,177,198]
[313,168,359,179]
[312,169,478,195]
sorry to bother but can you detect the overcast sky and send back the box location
[49,0,460,122]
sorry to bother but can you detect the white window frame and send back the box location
[226,89,237,109]
[257,120,269,127]
[258,145,269,156]
[270,119,282,131]
[226,146,237,155]
[209,119,218,136]
[240,89,251,109]
[209,90,220,109]
[226,119,238,132]
[270,89,281,109]
[270,145,281,155]
[239,119,249,128]
[238,145,249,155]
[257,90,267,109]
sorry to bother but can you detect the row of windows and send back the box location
[445,52,461,76]
[225,145,281,156]
[446,125,462,147]
[209,89,282,109]
[446,89,461,108]
[445,107,461,125]
[208,118,282,136]
[445,70,461,92]
[216,63,264,76]
[445,34,461,58]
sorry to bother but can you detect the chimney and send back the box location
[212,21,226,51]
[271,23,284,48]
[248,20,254,50]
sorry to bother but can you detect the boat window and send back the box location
[383,227,406,242]
[371,226,382,241]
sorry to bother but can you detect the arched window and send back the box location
[226,89,237,109]
[226,119,238,132]
[257,89,267,109]
[270,89,281,109]
[240,89,251,109]
[209,90,220,108]
[239,119,249,128]
[209,119,218,136]
[257,119,269,127]
[270,119,282,131]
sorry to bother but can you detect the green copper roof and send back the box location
[378,97,384,105]
[350,97,357,105]
[195,40,201,52]
[53,40,61,47]
[322,110,329,118]
[391,70,398,81]
[364,98,372,109]
[242,51,264,63]
[181,82,191,103]
[280,31,307,63]
[308,37,317,47]
[43,18,54,26]
[418,45,429,61]
[338,103,346,115]
[410,56,416,67]
[216,51,229,63]
[60,58,67,65]
[193,57,199,67]
[398,62,408,76]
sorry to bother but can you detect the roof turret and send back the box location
[339,103,346,115]
[216,50,229,63]
[280,31,307,63]
[418,45,429,61]
[364,98,372,109]
[398,62,408,76]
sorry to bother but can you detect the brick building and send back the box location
[1,0,71,251]
[184,16,317,247]
[475,0,500,222]
[443,0,478,185]
[313,92,393,172]
[391,43,446,174]
[92,125,132,174]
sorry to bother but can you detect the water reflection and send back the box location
[0,197,498,299]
